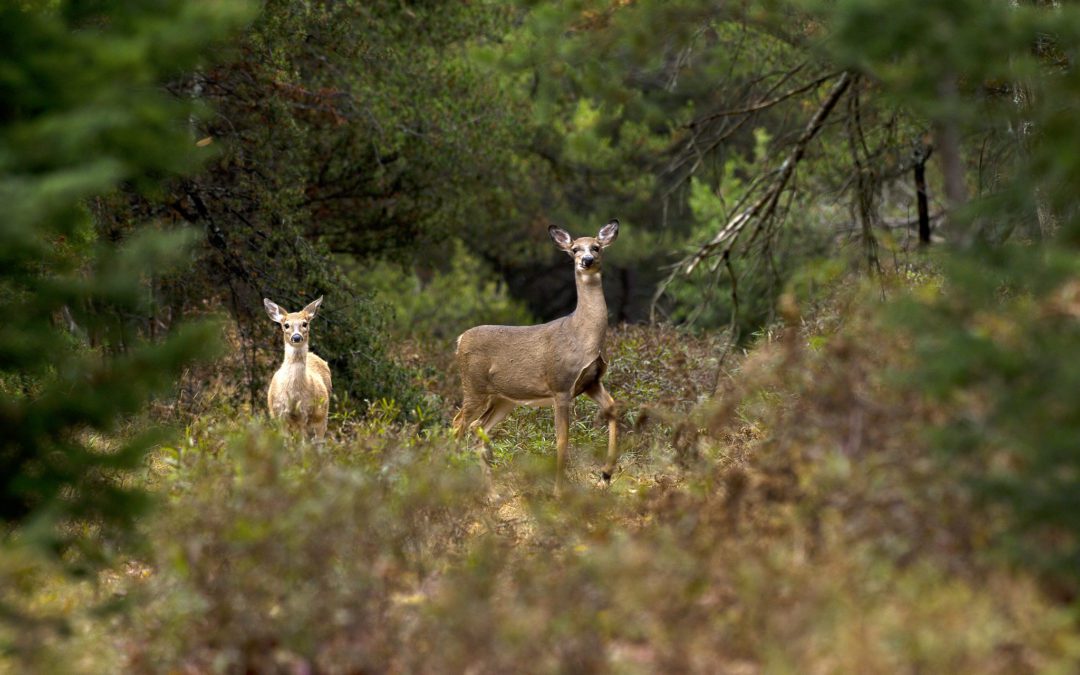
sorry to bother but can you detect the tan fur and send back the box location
[454,220,622,496]
[264,297,332,441]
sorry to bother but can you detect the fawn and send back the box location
[454,220,622,496]
[264,296,332,441]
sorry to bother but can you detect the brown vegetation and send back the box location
[13,281,1077,673]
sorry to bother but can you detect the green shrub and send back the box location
[350,240,534,341]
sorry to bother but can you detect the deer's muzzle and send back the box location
[290,333,303,343]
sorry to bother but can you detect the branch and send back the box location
[691,69,840,124]
[682,71,853,274]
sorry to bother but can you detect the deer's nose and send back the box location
[581,255,595,268]
[290,333,303,343]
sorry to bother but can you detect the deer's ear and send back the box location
[548,225,574,252]
[264,298,285,323]
[598,219,619,247]
[301,296,323,319]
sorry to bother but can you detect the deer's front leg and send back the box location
[553,394,571,498]
[311,411,328,444]
[587,382,620,483]
[295,413,310,440]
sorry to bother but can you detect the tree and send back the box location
[0,0,251,575]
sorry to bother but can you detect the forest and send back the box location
[3,0,1080,671]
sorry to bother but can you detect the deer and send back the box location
[453,219,622,497]
[264,296,332,442]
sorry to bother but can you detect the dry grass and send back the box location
[4,286,1080,673]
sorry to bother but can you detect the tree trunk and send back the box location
[934,74,971,246]
[913,142,933,245]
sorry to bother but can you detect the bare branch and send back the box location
[691,69,840,123]
[682,71,853,274]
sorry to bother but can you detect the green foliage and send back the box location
[94,0,537,414]
[351,241,534,341]
[658,130,834,333]
[0,0,251,571]
[221,0,529,258]
[897,247,1080,583]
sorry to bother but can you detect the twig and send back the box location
[692,68,838,123]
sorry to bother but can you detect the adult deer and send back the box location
[454,219,622,496]
[264,296,332,441]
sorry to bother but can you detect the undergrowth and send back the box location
[3,278,1079,673]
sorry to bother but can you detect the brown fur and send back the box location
[264,297,332,441]
[454,220,622,496]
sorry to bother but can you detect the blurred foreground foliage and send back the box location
[8,312,1080,672]
[813,0,1080,592]
[899,248,1080,591]
[0,0,251,580]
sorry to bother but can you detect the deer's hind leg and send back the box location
[470,397,515,464]
[453,394,486,438]
[586,381,620,483]
[479,395,514,435]
[455,395,507,464]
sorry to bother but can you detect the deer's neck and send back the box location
[569,271,608,349]
[282,343,309,378]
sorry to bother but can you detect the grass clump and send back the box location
[120,420,485,673]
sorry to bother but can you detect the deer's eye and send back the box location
[591,245,600,253]
[302,321,308,328]
[572,247,580,253]
[283,323,290,329]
